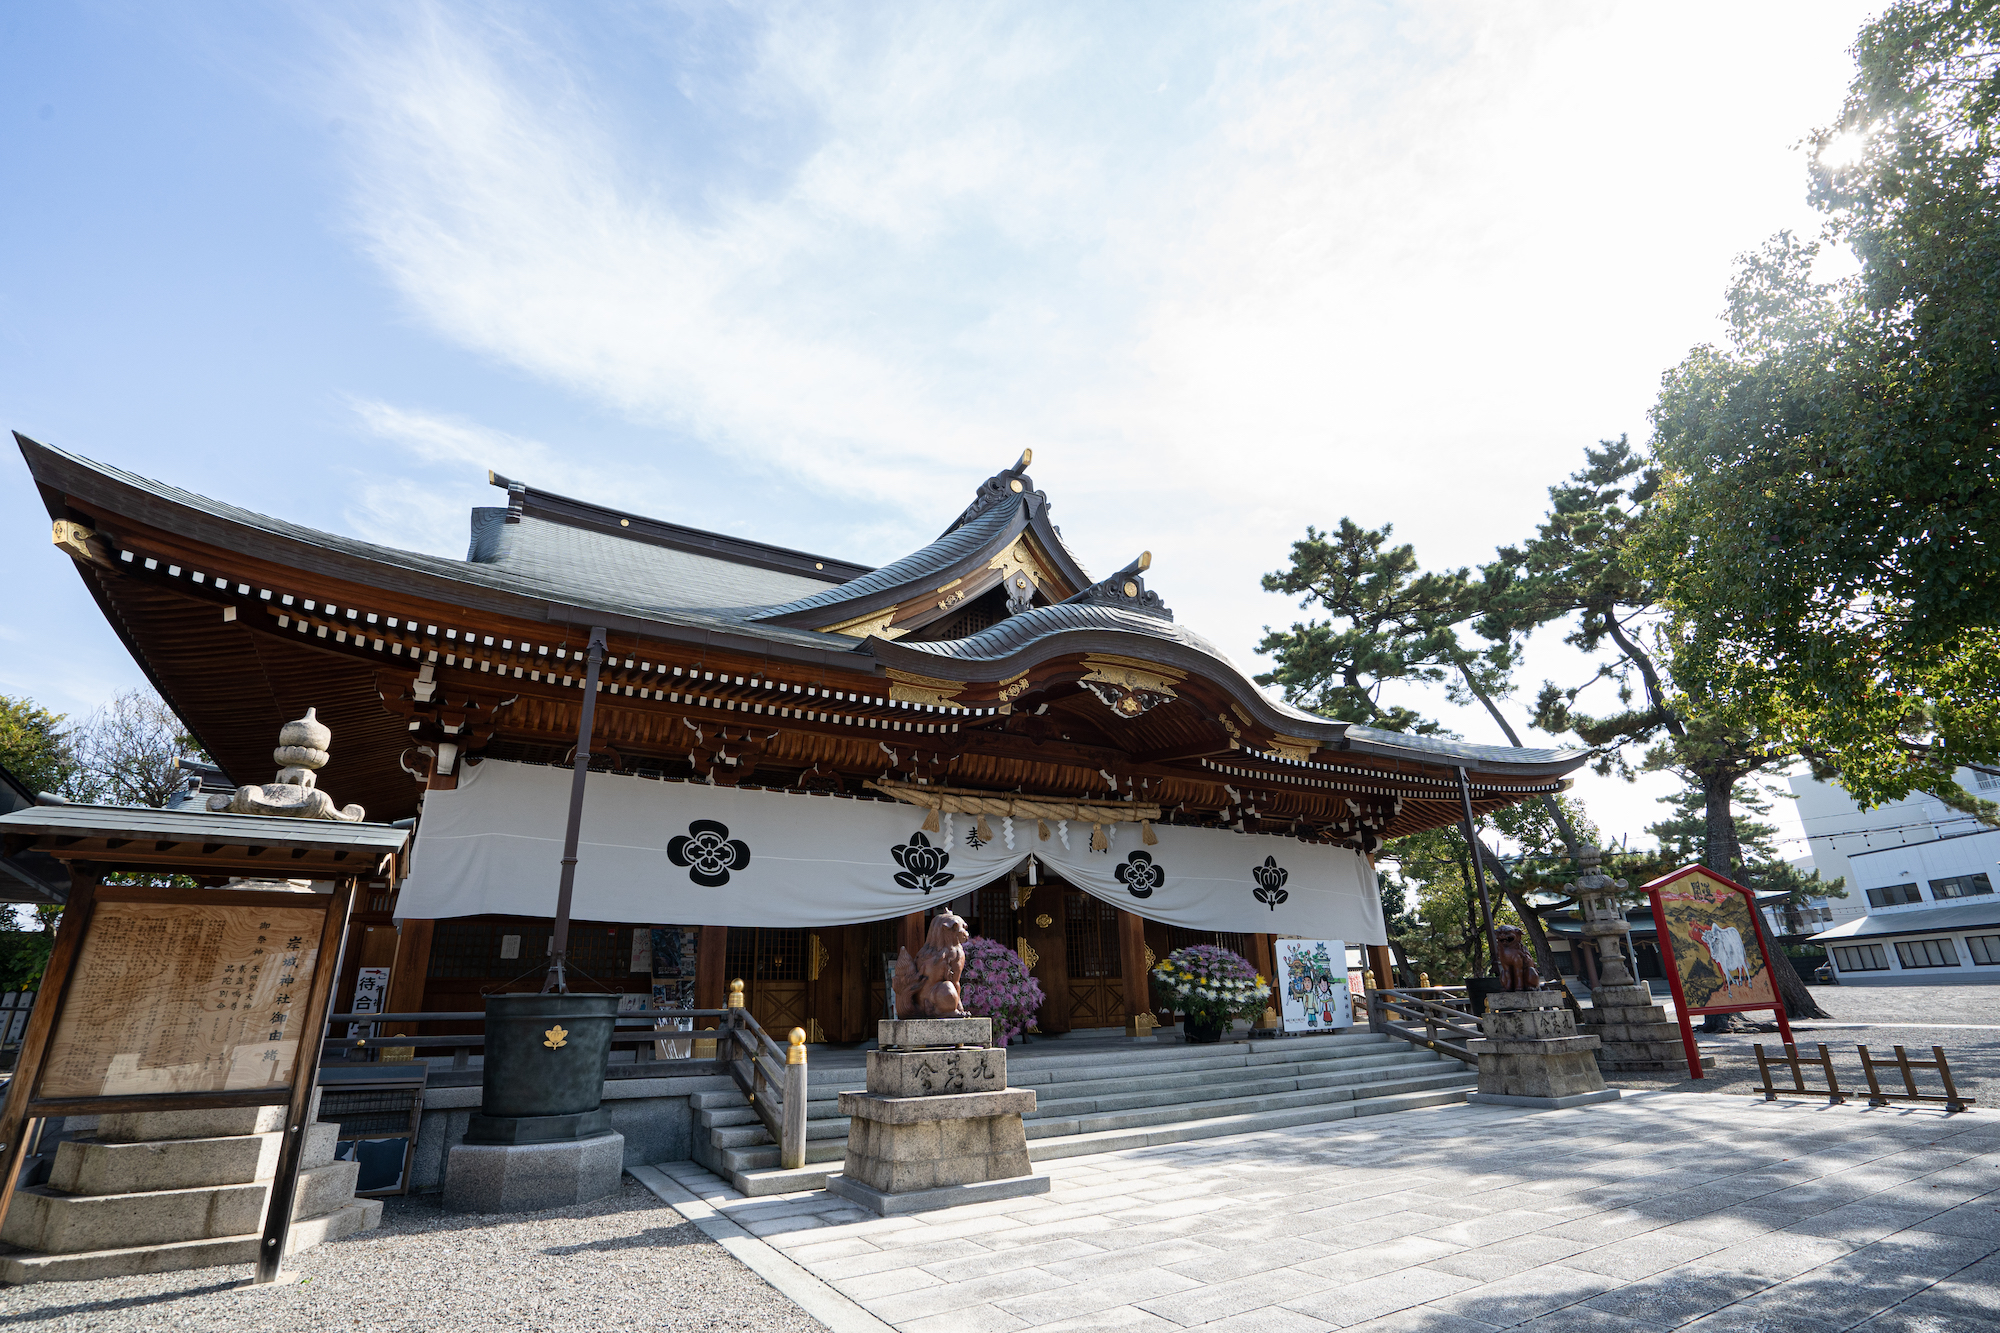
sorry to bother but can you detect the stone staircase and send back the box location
[693,1031,1476,1196]
[0,1105,380,1282]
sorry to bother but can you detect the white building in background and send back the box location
[1786,767,2000,930]
[1795,766,2000,986]
[1810,830,2000,986]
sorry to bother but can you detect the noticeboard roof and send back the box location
[0,804,411,881]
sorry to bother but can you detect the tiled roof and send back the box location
[754,499,1021,622]
[19,435,1594,779]
[1809,900,2000,941]
[469,509,840,614]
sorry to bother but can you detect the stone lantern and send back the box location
[1569,847,1691,1073]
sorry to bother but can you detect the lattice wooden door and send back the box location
[1064,890,1125,1028]
[726,928,811,1037]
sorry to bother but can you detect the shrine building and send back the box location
[16,435,1588,1040]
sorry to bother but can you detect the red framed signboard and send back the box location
[1643,864,1794,1078]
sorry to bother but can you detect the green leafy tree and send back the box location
[1647,786,1846,936]
[1258,519,1483,735]
[1478,438,1831,1017]
[0,696,85,799]
[0,906,63,989]
[1646,0,2000,815]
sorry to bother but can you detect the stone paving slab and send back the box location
[652,1091,2000,1331]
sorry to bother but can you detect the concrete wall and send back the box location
[407,1072,733,1193]
[1789,769,1994,902]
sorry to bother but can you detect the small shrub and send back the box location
[959,936,1045,1046]
[1150,945,1269,1030]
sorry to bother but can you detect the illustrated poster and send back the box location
[1276,938,1352,1032]
[1655,870,1776,1011]
[41,901,327,1098]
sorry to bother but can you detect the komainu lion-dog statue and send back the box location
[893,911,972,1019]
[1494,923,1541,992]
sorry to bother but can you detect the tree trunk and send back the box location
[1457,664,1584,857]
[1456,845,1483,976]
[1387,938,1414,986]
[1699,772,1828,1021]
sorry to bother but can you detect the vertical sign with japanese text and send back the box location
[39,902,327,1098]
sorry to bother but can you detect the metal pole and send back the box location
[545,626,608,994]
[1456,767,1501,975]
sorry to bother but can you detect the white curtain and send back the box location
[397,760,1385,943]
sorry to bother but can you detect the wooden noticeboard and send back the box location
[1642,864,1794,1078]
[0,878,355,1284]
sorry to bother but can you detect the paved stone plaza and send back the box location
[644,1091,1999,1333]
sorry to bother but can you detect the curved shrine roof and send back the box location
[17,432,1590,782]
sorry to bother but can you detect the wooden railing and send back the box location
[719,980,809,1170]
[319,1007,732,1087]
[1367,986,1482,1065]
[321,979,812,1170]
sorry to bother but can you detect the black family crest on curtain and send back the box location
[1251,855,1290,910]
[1115,850,1166,899]
[891,831,955,894]
[667,819,752,888]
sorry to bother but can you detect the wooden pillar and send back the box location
[695,925,729,1027]
[383,919,434,1025]
[379,918,434,1058]
[806,929,842,1044]
[1116,909,1150,1020]
[1251,934,1276,984]
[1022,897,1069,1035]
[1366,944,1396,991]
[901,911,926,960]
[840,923,870,1042]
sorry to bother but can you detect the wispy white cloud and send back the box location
[316,0,1876,842]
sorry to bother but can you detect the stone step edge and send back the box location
[786,1055,1452,1116]
[0,1199,379,1284]
[1024,1070,1477,1133]
[713,1062,1475,1149]
[793,1048,1445,1101]
[720,1083,1477,1195]
[1024,1083,1475,1161]
[1026,1061,1460,1114]
[714,1071,1477,1172]
[691,1049,1448,1111]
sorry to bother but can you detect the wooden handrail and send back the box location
[1368,987,1479,1065]
[720,984,808,1169]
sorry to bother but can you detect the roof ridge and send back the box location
[486,470,871,582]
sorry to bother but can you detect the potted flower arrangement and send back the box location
[1151,945,1270,1044]
[959,936,1046,1047]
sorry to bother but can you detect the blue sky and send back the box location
[1,1,1881,851]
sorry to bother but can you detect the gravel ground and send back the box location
[0,1178,827,1333]
[1606,981,2000,1106]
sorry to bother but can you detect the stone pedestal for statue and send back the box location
[1582,984,1711,1073]
[826,1017,1049,1215]
[1466,992,1621,1110]
[0,1106,379,1283]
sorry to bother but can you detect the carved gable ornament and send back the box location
[1265,734,1317,764]
[1079,655,1184,719]
[884,668,965,708]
